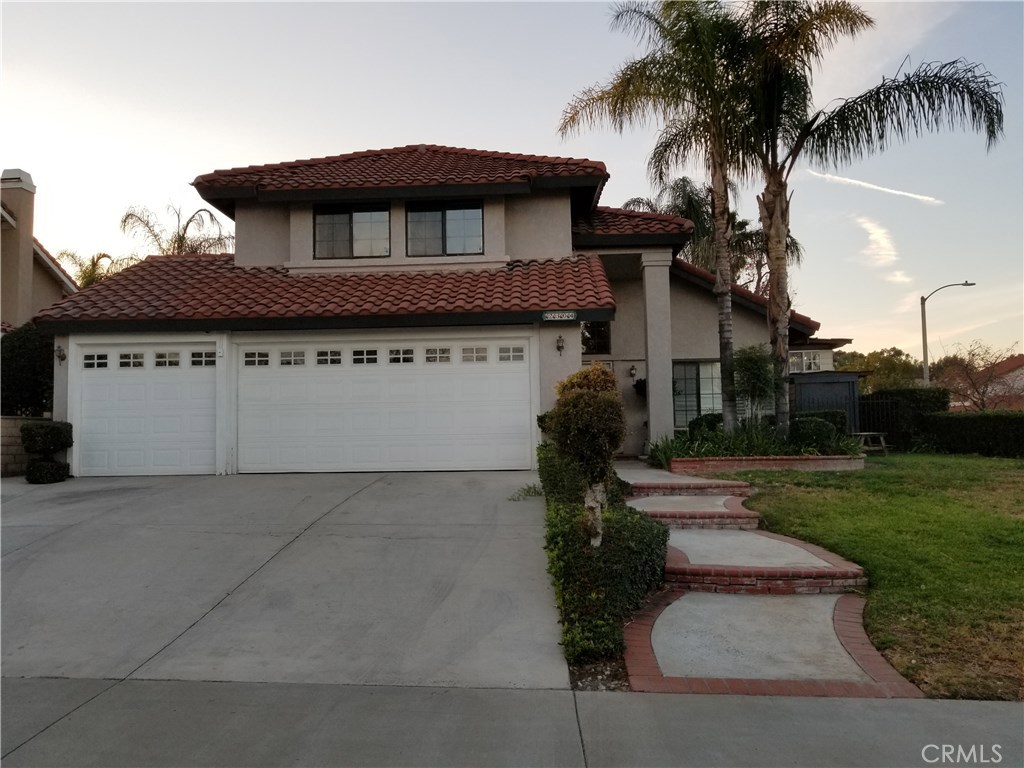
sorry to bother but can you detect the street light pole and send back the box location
[920,281,976,384]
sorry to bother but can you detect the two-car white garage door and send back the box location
[75,334,534,476]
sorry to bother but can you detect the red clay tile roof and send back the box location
[988,353,1024,378]
[672,259,820,335]
[574,206,695,237]
[194,144,608,196]
[34,254,615,332]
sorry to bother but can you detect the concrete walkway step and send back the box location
[664,529,868,595]
[615,460,751,498]
[627,495,760,529]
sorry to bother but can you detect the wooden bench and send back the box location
[851,432,888,455]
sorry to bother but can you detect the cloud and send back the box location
[885,271,913,284]
[855,217,899,267]
[806,170,944,206]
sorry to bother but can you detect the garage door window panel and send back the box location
[425,347,451,363]
[353,349,378,365]
[84,353,108,369]
[280,350,306,366]
[388,348,414,364]
[462,346,488,363]
[317,350,342,366]
[119,352,145,369]
[244,351,270,367]
[154,352,180,368]
[191,351,216,367]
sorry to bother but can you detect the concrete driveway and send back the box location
[2,471,568,690]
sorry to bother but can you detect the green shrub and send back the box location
[862,387,951,450]
[537,410,553,434]
[21,421,74,457]
[545,501,668,663]
[871,387,951,414]
[1,322,54,417]
[790,416,837,452]
[921,411,1024,458]
[687,412,724,435]
[548,389,625,485]
[537,441,587,505]
[555,362,617,397]
[25,459,70,484]
[796,409,848,433]
[671,418,860,458]
[647,435,675,470]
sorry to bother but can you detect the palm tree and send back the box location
[560,1,756,433]
[120,205,234,255]
[737,0,1004,434]
[57,251,140,288]
[623,175,802,292]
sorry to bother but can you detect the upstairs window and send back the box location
[314,206,390,259]
[407,201,483,256]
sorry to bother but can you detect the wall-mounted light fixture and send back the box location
[54,345,67,365]
[628,365,637,379]
[555,335,565,355]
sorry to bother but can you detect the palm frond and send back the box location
[806,59,1005,168]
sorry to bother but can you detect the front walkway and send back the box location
[616,460,922,698]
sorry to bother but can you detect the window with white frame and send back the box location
[352,349,378,365]
[191,351,217,367]
[119,352,145,369]
[280,350,306,366]
[388,348,414,364]
[244,351,270,367]
[316,350,343,366]
[154,352,180,368]
[498,345,525,362]
[83,353,108,369]
[425,347,451,363]
[788,351,821,372]
[461,346,487,363]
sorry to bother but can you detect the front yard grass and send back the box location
[722,454,1024,701]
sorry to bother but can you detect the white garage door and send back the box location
[237,336,534,472]
[77,345,217,476]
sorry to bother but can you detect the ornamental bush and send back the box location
[25,458,70,484]
[555,362,617,397]
[790,416,837,453]
[544,500,668,663]
[21,421,74,457]
[796,409,848,433]
[548,389,625,485]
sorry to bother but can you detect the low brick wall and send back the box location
[1,416,48,477]
[671,455,865,474]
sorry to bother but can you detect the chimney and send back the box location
[1,169,37,327]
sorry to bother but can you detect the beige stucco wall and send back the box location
[1,176,36,327]
[537,324,582,415]
[505,193,572,261]
[670,280,769,359]
[31,260,66,314]
[52,334,70,422]
[234,202,290,267]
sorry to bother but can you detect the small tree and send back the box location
[734,344,775,420]
[934,341,1022,411]
[548,363,625,547]
[836,347,920,393]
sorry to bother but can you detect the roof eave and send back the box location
[573,233,691,249]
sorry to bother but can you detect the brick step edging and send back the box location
[630,481,751,498]
[623,591,923,698]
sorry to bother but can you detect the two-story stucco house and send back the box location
[36,144,820,477]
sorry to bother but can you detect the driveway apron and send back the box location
[1,472,568,691]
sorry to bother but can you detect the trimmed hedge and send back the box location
[26,459,70,484]
[871,387,951,414]
[1,322,54,417]
[544,500,668,663]
[861,387,951,450]
[21,421,74,456]
[548,389,625,484]
[790,416,837,451]
[797,409,848,433]
[921,411,1024,458]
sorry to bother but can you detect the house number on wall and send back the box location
[542,311,577,322]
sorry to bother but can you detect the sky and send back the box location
[3,1,1022,359]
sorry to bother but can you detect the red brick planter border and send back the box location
[671,455,865,474]
[629,495,760,529]
[623,591,922,698]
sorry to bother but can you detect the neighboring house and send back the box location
[1,170,78,331]
[946,353,1024,411]
[788,337,852,373]
[36,144,822,476]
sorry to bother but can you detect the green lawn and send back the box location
[723,454,1024,701]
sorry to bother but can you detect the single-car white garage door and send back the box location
[77,344,217,476]
[237,336,533,472]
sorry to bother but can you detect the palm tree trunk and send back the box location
[757,170,792,437]
[710,162,738,434]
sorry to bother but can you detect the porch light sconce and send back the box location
[628,365,638,379]
[555,335,565,355]
[54,345,67,365]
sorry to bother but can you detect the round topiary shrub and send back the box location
[790,416,837,453]
[555,362,617,397]
[549,389,625,484]
[21,421,74,456]
[688,412,724,435]
[25,458,70,484]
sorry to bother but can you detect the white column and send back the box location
[642,250,674,446]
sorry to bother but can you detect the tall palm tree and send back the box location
[560,0,756,433]
[120,205,234,255]
[738,0,1004,434]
